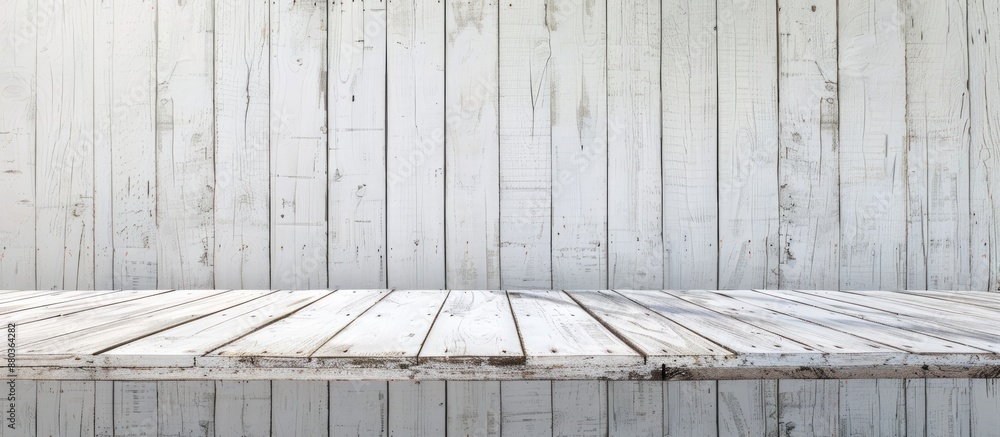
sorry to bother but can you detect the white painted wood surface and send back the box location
[270,0,328,290]
[113,381,157,437]
[838,379,905,437]
[35,0,96,292]
[664,381,716,436]
[215,380,270,437]
[609,381,662,436]
[607,0,662,290]
[388,381,446,437]
[717,0,779,290]
[548,0,608,290]
[500,381,552,435]
[156,0,216,290]
[271,381,328,437]
[926,378,971,437]
[386,0,446,290]
[777,380,839,436]
[419,289,522,363]
[661,0,718,290]
[36,381,96,437]
[158,381,215,436]
[214,0,271,290]
[970,0,1000,292]
[446,381,501,437]
[445,0,500,290]
[330,381,388,437]
[328,0,388,289]
[498,0,551,290]
[552,381,608,437]
[718,380,778,437]
[777,0,839,290]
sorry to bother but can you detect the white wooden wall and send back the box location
[1,0,998,292]
[4,379,1000,436]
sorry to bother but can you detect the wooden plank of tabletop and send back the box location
[899,289,1000,310]
[667,290,900,353]
[0,289,66,303]
[565,290,728,358]
[311,290,450,361]
[101,290,331,363]
[801,289,1000,334]
[210,289,388,358]
[21,290,273,357]
[715,289,982,353]
[418,290,523,364]
[772,290,1000,351]
[0,289,122,317]
[844,289,1000,319]
[620,290,813,354]
[505,290,641,367]
[5,289,180,326]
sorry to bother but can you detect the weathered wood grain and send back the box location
[214,0,271,290]
[329,0,388,289]
[839,0,908,290]
[609,381,662,436]
[92,0,114,291]
[95,381,113,437]
[157,381,215,436]
[498,0,552,290]
[388,381,446,436]
[906,0,971,291]
[661,0,718,289]
[552,381,608,437]
[35,0,96,291]
[718,380,778,437]
[386,0,446,290]
[926,378,971,437]
[838,379,905,437]
[419,290,522,363]
[156,0,216,289]
[215,380,270,437]
[905,379,926,437]
[549,0,608,289]
[717,0,779,289]
[608,0,663,289]
[0,0,36,291]
[970,0,1000,292]
[271,381,328,437]
[106,0,158,290]
[971,379,1000,436]
[270,0,328,290]
[445,0,501,290]
[778,380,838,436]
[446,381,501,437]
[330,381,388,437]
[777,0,839,290]
[664,381,717,436]
[36,381,96,437]
[114,381,157,437]
[500,381,552,435]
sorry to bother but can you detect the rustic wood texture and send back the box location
[970,0,1000,292]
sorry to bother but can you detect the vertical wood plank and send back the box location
[905,0,971,291]
[0,380,34,437]
[386,0,446,289]
[270,0,328,289]
[500,381,552,436]
[838,0,907,290]
[445,0,501,290]
[607,0,662,289]
[95,381,113,437]
[271,381,328,437]
[92,0,114,291]
[664,381,716,436]
[608,381,662,436]
[156,0,216,289]
[969,0,1000,291]
[214,0,271,290]
[330,381,388,437]
[718,380,778,437]
[839,379,906,437]
[905,379,926,437]
[717,0,779,289]
[0,0,35,291]
[777,0,840,289]
[552,381,608,437]
[215,380,270,437]
[36,381,96,437]
[498,0,552,290]
[388,381,446,437]
[661,0,718,289]
[549,0,608,290]
[158,381,215,437]
[328,0,388,289]
[971,379,1000,437]
[447,381,501,437]
[35,0,95,291]
[114,381,157,437]
[777,380,839,437]
[926,378,971,437]
[106,0,158,290]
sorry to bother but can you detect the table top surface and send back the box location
[4,288,1000,381]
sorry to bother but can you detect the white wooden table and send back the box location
[5,289,1000,381]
